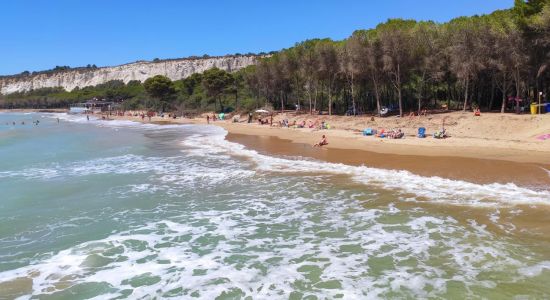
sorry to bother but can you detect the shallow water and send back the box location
[1,112,550,299]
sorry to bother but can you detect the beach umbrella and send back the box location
[255,109,270,114]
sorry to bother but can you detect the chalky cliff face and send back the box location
[0,55,259,94]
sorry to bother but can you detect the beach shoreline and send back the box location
[106,110,550,189]
[89,110,550,164]
[4,109,550,187]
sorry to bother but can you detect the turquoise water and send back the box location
[1,112,550,299]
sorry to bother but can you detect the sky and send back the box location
[0,0,514,75]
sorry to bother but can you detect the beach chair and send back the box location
[418,127,426,138]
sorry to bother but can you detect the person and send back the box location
[21,121,25,125]
[87,115,90,121]
[313,135,328,147]
[248,112,253,123]
[207,115,210,124]
[57,118,60,123]
[474,108,481,116]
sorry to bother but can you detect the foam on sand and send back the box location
[181,129,550,207]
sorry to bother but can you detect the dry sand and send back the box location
[192,111,550,164]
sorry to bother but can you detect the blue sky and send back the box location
[0,0,513,75]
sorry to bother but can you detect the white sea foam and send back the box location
[0,197,536,299]
[519,261,550,277]
[0,153,254,197]
[3,113,548,299]
[180,129,550,207]
[45,112,201,132]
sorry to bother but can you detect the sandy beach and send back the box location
[99,110,550,189]
[99,110,550,163]
[5,109,549,187]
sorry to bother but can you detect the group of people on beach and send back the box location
[277,119,328,129]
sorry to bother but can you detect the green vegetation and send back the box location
[1,0,549,115]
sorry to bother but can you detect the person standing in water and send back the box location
[87,115,90,121]
[207,115,210,124]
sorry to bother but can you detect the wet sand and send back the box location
[227,133,550,190]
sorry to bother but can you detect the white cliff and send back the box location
[0,55,260,95]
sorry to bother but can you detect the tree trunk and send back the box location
[308,87,313,115]
[418,72,426,114]
[489,76,495,111]
[500,77,508,114]
[514,67,521,114]
[500,92,506,114]
[235,90,238,111]
[280,90,284,113]
[218,96,224,112]
[397,64,403,117]
[462,78,469,111]
[313,84,318,113]
[350,73,356,116]
[328,83,332,116]
[373,78,381,117]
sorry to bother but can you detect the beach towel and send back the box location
[537,134,550,141]
[363,128,373,136]
[418,127,426,138]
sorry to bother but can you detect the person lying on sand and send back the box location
[390,129,404,139]
[313,135,328,147]
[309,120,319,129]
[433,129,447,139]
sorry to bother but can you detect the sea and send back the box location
[1,112,550,299]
